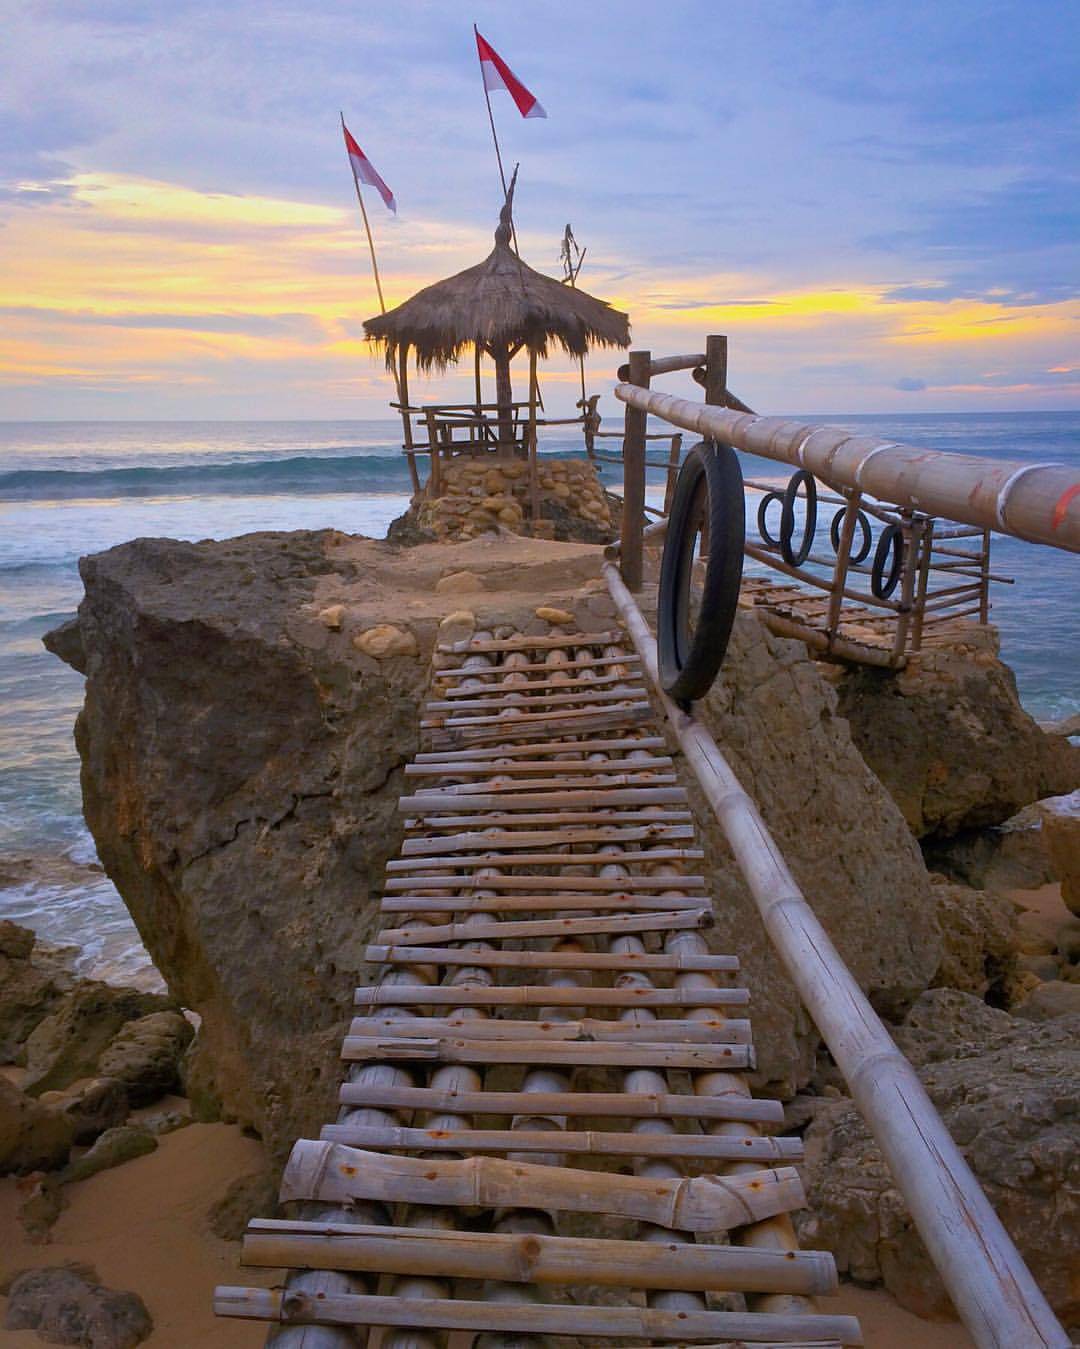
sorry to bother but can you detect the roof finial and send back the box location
[495,164,519,247]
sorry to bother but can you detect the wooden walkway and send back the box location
[215,626,862,1346]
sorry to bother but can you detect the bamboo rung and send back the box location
[341,1034,750,1070]
[278,1141,802,1232]
[409,771,678,796]
[424,705,653,746]
[379,892,709,914]
[404,808,693,829]
[399,786,688,812]
[385,846,701,871]
[422,700,652,730]
[424,686,650,713]
[337,1082,783,1122]
[239,1218,832,1294]
[373,909,709,946]
[318,1123,797,1160]
[437,631,624,653]
[413,734,665,761]
[434,653,642,678]
[213,1287,861,1343]
[347,1015,753,1044]
[365,944,739,971]
[353,984,751,1009]
[404,755,674,776]
[437,671,645,698]
[383,874,706,894]
[400,823,694,853]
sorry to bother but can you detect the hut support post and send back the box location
[474,346,483,411]
[528,350,540,532]
[621,349,651,591]
[493,345,515,452]
[424,409,442,498]
[399,348,420,494]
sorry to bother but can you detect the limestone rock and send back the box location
[5,1265,152,1348]
[0,919,35,960]
[351,623,418,659]
[534,606,574,625]
[797,993,1079,1324]
[39,1077,129,1145]
[317,603,345,630]
[923,798,1059,890]
[1040,791,1080,915]
[1014,979,1080,1021]
[61,1123,157,1184]
[661,607,940,1094]
[0,922,72,1062]
[206,1168,279,1240]
[434,570,483,595]
[45,532,426,1155]
[23,982,172,1097]
[928,877,1017,1001]
[437,610,476,646]
[836,642,1080,839]
[0,1076,73,1174]
[97,1010,194,1105]
[1056,917,1080,965]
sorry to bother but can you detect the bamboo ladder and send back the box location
[215,625,863,1347]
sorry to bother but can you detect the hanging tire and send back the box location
[757,491,783,548]
[829,506,872,564]
[779,469,817,567]
[871,523,904,598]
[657,440,745,705]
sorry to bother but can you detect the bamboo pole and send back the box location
[602,558,1069,1349]
[620,350,651,590]
[613,384,1080,553]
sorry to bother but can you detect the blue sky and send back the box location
[1,0,1077,417]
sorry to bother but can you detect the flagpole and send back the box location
[341,111,387,315]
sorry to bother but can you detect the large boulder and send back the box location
[0,921,74,1062]
[928,876,1018,1001]
[96,1010,193,1105]
[0,1076,73,1174]
[797,990,1079,1325]
[835,634,1079,840]
[4,1265,152,1348]
[660,604,940,1094]
[1040,791,1080,915]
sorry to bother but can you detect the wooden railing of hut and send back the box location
[610,335,1080,667]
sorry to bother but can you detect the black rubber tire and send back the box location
[779,469,818,567]
[757,491,783,548]
[657,440,745,705]
[829,506,872,564]
[871,523,904,598]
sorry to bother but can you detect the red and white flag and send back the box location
[475,29,546,119]
[342,121,396,213]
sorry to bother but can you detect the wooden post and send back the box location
[399,347,420,494]
[911,518,935,651]
[825,490,862,645]
[473,345,483,413]
[891,513,919,663]
[704,334,728,408]
[493,344,515,452]
[621,349,651,591]
[978,528,992,623]
[528,349,540,533]
[663,433,682,514]
[424,409,441,498]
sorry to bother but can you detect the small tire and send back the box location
[871,523,904,598]
[757,491,783,548]
[829,506,872,565]
[780,469,817,567]
[657,440,745,705]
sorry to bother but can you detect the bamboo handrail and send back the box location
[613,384,1080,553]
[602,559,1069,1349]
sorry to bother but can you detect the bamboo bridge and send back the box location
[215,345,1076,1348]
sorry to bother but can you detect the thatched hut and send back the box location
[363,174,629,512]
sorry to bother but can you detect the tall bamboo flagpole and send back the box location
[341,111,387,314]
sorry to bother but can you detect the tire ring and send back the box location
[871,523,905,598]
[657,439,745,706]
[779,469,818,567]
[757,491,783,548]
[829,506,872,565]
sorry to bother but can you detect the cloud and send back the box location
[893,377,927,392]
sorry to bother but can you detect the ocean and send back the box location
[1,412,1078,987]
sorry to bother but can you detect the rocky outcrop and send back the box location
[928,876,1017,1002]
[48,529,949,1146]
[796,990,1079,1325]
[835,633,1079,839]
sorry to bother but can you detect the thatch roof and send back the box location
[364,177,630,372]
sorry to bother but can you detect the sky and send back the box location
[1,0,1078,419]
